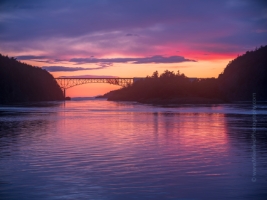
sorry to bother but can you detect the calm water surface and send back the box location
[0,99,267,200]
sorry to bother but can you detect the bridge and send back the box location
[55,77,202,98]
[55,78,141,98]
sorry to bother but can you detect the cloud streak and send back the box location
[16,55,48,60]
[70,55,196,64]
[42,66,108,72]
[41,55,194,72]
[59,75,118,78]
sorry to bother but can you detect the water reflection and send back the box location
[0,101,267,199]
[0,102,63,163]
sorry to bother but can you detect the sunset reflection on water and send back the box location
[0,100,267,200]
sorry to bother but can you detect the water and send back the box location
[0,99,267,200]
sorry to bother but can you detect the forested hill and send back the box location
[106,45,267,103]
[0,54,64,104]
[218,45,267,101]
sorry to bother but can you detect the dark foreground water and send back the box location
[0,99,267,200]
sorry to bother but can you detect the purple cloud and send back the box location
[41,55,194,72]
[16,55,48,60]
[96,62,113,68]
[58,75,119,78]
[70,55,196,64]
[42,65,108,72]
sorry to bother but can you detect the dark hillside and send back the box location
[0,54,64,104]
[218,46,267,101]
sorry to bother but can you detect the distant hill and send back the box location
[0,54,64,104]
[105,45,267,104]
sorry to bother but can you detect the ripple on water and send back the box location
[0,100,267,200]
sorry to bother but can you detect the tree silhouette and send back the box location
[0,54,64,104]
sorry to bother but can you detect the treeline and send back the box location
[0,54,64,104]
[107,71,223,103]
[107,45,267,103]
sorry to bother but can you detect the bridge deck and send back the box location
[55,78,136,90]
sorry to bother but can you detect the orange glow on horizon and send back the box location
[49,58,230,97]
[21,54,233,97]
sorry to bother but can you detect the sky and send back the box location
[0,0,267,97]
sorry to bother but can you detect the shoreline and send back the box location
[107,96,230,105]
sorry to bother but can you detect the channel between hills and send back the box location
[1,45,266,105]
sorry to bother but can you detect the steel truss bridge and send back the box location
[55,78,136,98]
